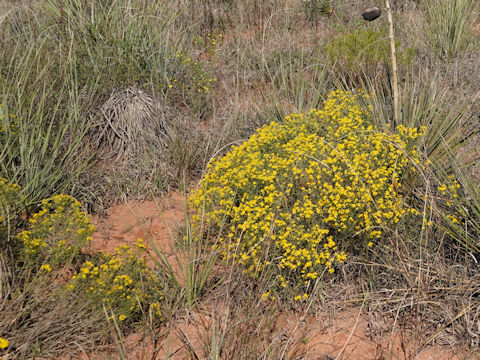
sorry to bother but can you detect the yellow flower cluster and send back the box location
[40,264,52,272]
[16,194,94,269]
[437,175,461,199]
[0,337,9,349]
[191,90,424,297]
[67,244,164,324]
[436,175,463,225]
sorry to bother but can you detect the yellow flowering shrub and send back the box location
[16,194,94,269]
[0,177,22,243]
[191,90,424,297]
[67,242,164,324]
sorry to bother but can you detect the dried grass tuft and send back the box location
[0,252,12,304]
[0,272,110,358]
[93,86,170,161]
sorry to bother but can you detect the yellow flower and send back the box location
[261,291,271,301]
[0,337,9,349]
[118,314,127,321]
[135,238,147,250]
[150,302,163,318]
[40,264,52,272]
[437,184,447,192]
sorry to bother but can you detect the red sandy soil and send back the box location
[89,191,186,275]
[79,192,465,360]
[74,306,463,360]
[287,309,461,360]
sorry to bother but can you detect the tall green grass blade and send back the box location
[423,0,476,60]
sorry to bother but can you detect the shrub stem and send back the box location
[385,0,399,131]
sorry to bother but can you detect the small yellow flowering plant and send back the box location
[16,194,94,270]
[433,173,472,243]
[191,90,424,298]
[67,243,164,324]
[0,177,22,243]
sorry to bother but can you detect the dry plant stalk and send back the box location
[385,0,399,131]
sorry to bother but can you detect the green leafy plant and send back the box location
[325,28,415,85]
[191,90,424,299]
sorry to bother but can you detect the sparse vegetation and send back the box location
[0,0,479,358]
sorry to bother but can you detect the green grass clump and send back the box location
[423,0,477,60]
[0,50,92,206]
[42,0,174,98]
[191,90,424,299]
[68,241,164,325]
[0,104,18,139]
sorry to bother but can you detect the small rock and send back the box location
[362,6,381,21]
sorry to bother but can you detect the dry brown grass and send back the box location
[0,270,110,358]
[93,86,170,161]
